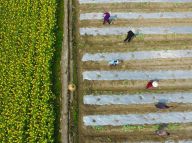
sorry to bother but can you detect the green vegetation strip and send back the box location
[91,123,183,132]
[1,1,56,142]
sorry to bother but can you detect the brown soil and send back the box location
[82,104,192,115]
[81,58,192,71]
[82,123,192,135]
[83,79,192,92]
[79,3,192,13]
[79,40,192,53]
[80,19,192,28]
[80,34,192,46]
[81,126,192,143]
[82,131,192,143]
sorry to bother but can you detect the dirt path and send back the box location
[60,0,71,142]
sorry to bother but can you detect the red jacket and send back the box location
[146,81,153,89]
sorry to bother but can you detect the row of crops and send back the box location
[1,1,57,142]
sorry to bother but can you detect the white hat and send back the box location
[152,81,159,88]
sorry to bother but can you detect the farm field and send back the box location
[75,0,192,142]
[1,1,58,142]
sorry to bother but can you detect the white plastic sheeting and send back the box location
[84,92,192,105]
[83,112,192,126]
[83,70,192,80]
[80,26,192,35]
[79,0,192,4]
[82,50,192,61]
[80,12,192,20]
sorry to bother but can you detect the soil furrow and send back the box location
[80,34,192,46]
[81,58,192,71]
[79,41,192,53]
[80,123,192,142]
[82,64,192,71]
[81,104,192,115]
[80,3,192,13]
[80,19,192,27]
[83,79,192,92]
[82,131,192,143]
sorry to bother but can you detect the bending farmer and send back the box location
[103,12,111,24]
[109,59,120,66]
[124,30,135,42]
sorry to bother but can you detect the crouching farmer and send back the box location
[103,12,111,24]
[124,30,136,42]
[109,59,120,66]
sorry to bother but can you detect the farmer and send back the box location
[155,124,170,136]
[155,130,170,136]
[155,102,172,109]
[103,11,111,24]
[155,129,170,136]
[109,59,120,66]
[124,30,135,42]
[146,80,159,89]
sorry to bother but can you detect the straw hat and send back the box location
[152,81,159,88]
[68,83,76,91]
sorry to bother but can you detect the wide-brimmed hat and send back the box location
[152,81,159,87]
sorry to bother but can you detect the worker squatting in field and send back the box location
[155,124,170,136]
[103,11,111,24]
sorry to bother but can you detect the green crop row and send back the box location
[1,0,57,142]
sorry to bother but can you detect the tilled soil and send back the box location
[80,34,192,46]
[80,19,192,27]
[85,79,192,91]
[81,124,192,142]
[81,58,192,71]
[82,104,192,115]
[79,40,192,53]
[79,3,192,13]
[75,0,192,142]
